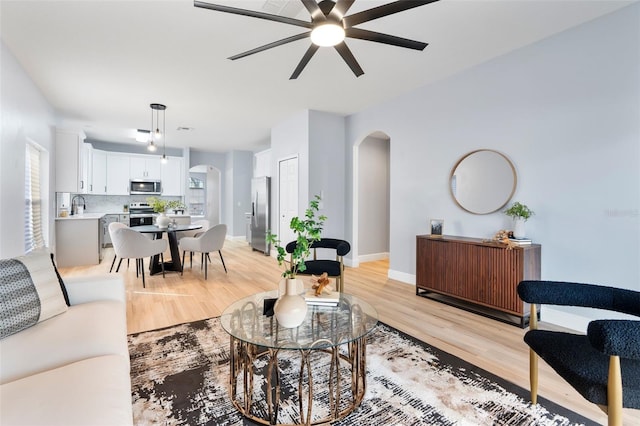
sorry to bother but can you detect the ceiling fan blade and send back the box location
[346,27,427,50]
[290,44,320,79]
[229,33,310,60]
[343,0,439,28]
[334,42,364,77]
[300,0,326,21]
[194,1,312,29]
[330,0,356,19]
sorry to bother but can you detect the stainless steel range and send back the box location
[129,202,155,227]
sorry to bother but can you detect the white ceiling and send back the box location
[1,0,633,153]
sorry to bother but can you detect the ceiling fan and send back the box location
[194,0,439,79]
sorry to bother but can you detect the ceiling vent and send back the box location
[261,0,304,18]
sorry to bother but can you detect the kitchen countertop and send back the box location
[55,212,191,221]
[55,212,130,220]
[56,213,106,221]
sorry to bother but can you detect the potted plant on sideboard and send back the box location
[504,201,534,239]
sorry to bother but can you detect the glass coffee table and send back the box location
[220,290,378,426]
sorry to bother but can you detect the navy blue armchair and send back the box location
[285,238,350,292]
[517,281,640,426]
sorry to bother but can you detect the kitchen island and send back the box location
[55,214,104,267]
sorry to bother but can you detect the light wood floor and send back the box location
[59,239,638,425]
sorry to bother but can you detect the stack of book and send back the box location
[304,289,339,307]
[509,238,532,245]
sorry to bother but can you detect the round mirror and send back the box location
[450,149,517,215]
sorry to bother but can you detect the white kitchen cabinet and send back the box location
[102,214,118,247]
[106,153,130,195]
[161,156,184,196]
[130,155,161,180]
[90,150,107,194]
[253,149,271,177]
[56,130,90,193]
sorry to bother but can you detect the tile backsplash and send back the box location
[68,194,183,214]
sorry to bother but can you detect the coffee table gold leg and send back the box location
[298,349,313,426]
[229,335,237,402]
[228,337,369,425]
[330,345,342,418]
[266,348,281,425]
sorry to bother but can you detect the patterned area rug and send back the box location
[129,317,596,426]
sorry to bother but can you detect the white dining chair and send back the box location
[108,222,128,273]
[178,219,210,240]
[177,219,210,269]
[179,224,227,279]
[111,226,168,287]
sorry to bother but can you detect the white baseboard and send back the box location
[388,270,415,285]
[540,307,589,333]
[358,252,389,263]
[344,258,358,268]
[228,235,248,242]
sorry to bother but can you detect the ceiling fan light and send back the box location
[310,23,345,47]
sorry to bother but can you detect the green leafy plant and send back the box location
[167,200,186,211]
[147,197,167,213]
[267,195,327,279]
[504,201,534,221]
[146,197,185,213]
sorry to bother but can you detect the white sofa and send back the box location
[0,253,133,426]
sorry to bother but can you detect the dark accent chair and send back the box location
[285,238,350,292]
[517,280,640,426]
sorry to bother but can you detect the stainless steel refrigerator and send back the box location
[250,176,270,255]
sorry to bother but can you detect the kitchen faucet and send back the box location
[71,195,86,215]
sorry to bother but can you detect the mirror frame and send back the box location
[449,149,517,215]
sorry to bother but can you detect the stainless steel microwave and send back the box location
[129,179,162,195]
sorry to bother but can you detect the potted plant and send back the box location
[147,197,185,228]
[147,198,185,213]
[166,200,186,214]
[504,201,534,239]
[147,196,168,213]
[267,195,326,279]
[266,195,326,328]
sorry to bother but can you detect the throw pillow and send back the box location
[50,253,70,306]
[0,251,68,339]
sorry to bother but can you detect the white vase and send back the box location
[156,213,170,228]
[274,278,308,328]
[513,218,526,239]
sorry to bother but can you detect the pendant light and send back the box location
[160,105,167,164]
[149,103,166,152]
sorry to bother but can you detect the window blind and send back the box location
[25,143,45,253]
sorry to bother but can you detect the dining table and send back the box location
[133,223,203,275]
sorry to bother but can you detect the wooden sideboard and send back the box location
[416,235,541,327]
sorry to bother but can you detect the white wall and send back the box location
[206,167,221,225]
[270,110,309,236]
[232,150,252,237]
[223,150,253,238]
[357,135,390,260]
[344,4,639,329]
[270,110,347,240]
[1,42,57,258]
[189,149,227,224]
[308,110,346,238]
